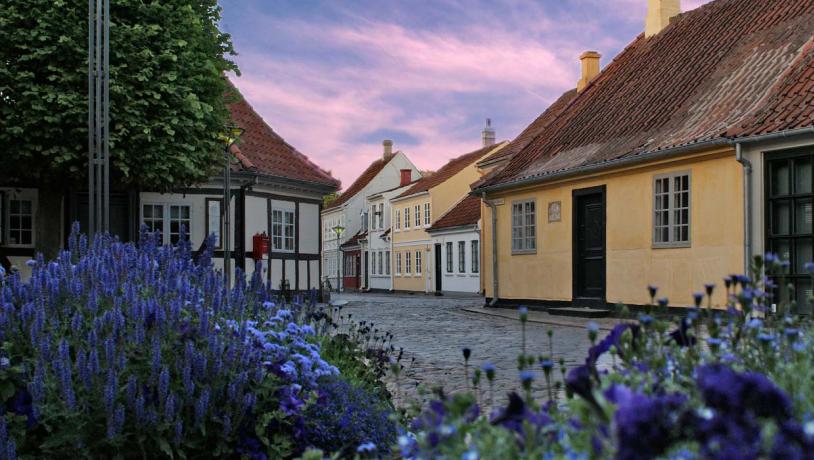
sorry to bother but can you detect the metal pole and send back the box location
[223,146,231,287]
[94,0,102,235]
[102,0,110,233]
[87,0,95,238]
[336,245,341,293]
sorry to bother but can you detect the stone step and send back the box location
[547,307,612,318]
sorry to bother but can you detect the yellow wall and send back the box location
[482,149,743,307]
[392,193,432,291]
[392,243,430,291]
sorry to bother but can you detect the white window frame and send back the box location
[511,199,537,254]
[396,252,402,275]
[377,251,383,274]
[415,250,422,277]
[414,205,421,228]
[446,242,453,273]
[395,209,401,231]
[272,208,296,252]
[405,251,412,275]
[4,192,37,248]
[404,207,411,229]
[653,172,691,248]
[424,202,431,227]
[377,203,384,229]
[141,203,191,246]
[385,251,391,275]
[471,240,479,274]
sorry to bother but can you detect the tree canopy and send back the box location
[0,0,238,191]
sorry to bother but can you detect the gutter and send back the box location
[482,193,499,306]
[735,143,752,275]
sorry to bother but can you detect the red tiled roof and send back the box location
[428,195,481,231]
[340,230,366,249]
[397,144,499,199]
[227,90,339,189]
[325,154,397,210]
[480,0,814,190]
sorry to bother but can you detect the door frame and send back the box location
[571,185,607,307]
[434,243,443,292]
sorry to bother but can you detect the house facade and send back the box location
[391,140,507,293]
[427,195,482,294]
[321,141,421,291]
[1,84,340,291]
[474,0,814,310]
[362,179,416,291]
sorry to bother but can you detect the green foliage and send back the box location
[0,0,238,190]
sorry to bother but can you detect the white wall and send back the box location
[431,227,482,294]
[299,203,319,254]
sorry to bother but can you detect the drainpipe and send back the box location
[482,193,499,306]
[735,143,752,275]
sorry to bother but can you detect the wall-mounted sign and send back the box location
[548,201,562,223]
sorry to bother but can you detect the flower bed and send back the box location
[0,226,395,458]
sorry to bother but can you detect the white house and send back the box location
[361,178,417,292]
[321,140,420,290]
[427,194,482,294]
[1,86,340,292]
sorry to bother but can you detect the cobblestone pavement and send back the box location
[332,292,612,409]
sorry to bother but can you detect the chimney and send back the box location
[382,139,393,159]
[645,0,681,38]
[400,169,412,187]
[577,51,601,93]
[481,118,496,147]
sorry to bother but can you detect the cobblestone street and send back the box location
[333,292,614,408]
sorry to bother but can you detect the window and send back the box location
[405,251,412,275]
[446,242,453,273]
[142,204,191,245]
[369,206,375,230]
[395,209,401,230]
[385,251,391,275]
[377,251,383,274]
[424,203,431,226]
[415,250,422,276]
[471,240,479,273]
[404,207,411,229]
[169,205,191,244]
[272,209,295,251]
[142,204,165,242]
[396,252,402,275]
[414,205,421,227]
[458,241,466,273]
[511,200,536,253]
[206,198,223,248]
[7,197,34,246]
[0,192,4,245]
[653,173,690,247]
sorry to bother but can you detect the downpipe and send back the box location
[483,193,499,306]
[735,143,752,275]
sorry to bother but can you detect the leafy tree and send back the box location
[0,0,238,254]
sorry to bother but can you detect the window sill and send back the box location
[512,250,537,256]
[652,243,691,249]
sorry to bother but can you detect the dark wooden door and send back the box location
[573,187,606,306]
[435,244,443,292]
[363,251,369,288]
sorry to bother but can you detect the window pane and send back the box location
[773,238,792,265]
[795,158,812,195]
[20,231,32,246]
[796,199,813,234]
[772,200,791,235]
[772,161,791,196]
[170,206,179,219]
[796,278,813,315]
[796,239,813,274]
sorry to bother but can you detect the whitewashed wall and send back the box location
[431,227,481,294]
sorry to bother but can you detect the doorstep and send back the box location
[547,307,612,318]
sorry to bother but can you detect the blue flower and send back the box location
[356,442,376,453]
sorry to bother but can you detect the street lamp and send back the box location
[221,125,245,287]
[332,225,345,293]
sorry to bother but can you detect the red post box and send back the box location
[252,232,270,261]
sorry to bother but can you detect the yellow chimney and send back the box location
[577,51,601,93]
[646,0,681,38]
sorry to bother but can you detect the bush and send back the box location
[0,225,346,458]
[299,378,396,456]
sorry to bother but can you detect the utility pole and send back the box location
[88,0,110,237]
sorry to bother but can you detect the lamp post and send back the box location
[332,225,345,293]
[221,125,245,288]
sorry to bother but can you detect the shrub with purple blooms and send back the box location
[398,254,814,459]
[0,225,383,458]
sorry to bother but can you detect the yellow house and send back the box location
[474,0,814,310]
[391,141,508,293]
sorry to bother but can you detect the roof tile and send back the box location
[428,195,482,231]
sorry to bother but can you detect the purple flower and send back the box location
[587,323,638,366]
[696,364,791,421]
[614,391,687,460]
[158,367,170,403]
[565,365,593,401]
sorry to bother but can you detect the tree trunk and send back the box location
[35,186,63,260]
